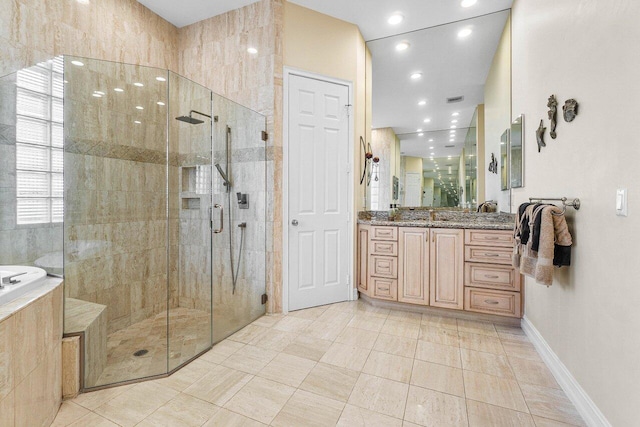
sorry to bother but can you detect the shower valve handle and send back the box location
[291,219,299,226]
[213,204,224,234]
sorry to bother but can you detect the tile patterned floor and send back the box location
[53,300,586,426]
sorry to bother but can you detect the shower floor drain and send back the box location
[133,349,149,357]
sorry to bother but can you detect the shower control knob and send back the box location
[291,219,299,226]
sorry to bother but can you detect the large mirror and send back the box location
[366,10,511,210]
[510,114,524,188]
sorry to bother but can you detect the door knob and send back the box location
[291,219,299,226]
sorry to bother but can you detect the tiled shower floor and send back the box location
[95,307,212,387]
[56,300,586,426]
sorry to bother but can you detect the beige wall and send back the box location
[484,15,511,211]
[511,0,639,425]
[404,157,423,174]
[371,128,400,209]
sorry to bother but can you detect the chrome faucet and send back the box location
[1,272,27,288]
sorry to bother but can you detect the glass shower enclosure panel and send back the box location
[211,94,266,343]
[168,72,213,371]
[63,57,172,387]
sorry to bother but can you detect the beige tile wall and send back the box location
[0,282,63,427]
[178,0,284,313]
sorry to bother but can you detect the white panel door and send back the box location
[288,74,350,311]
[405,172,422,206]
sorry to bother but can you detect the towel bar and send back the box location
[528,197,580,212]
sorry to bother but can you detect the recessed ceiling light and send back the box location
[136,106,144,110]
[418,133,424,136]
[458,28,472,38]
[452,112,459,116]
[448,156,452,159]
[388,14,403,25]
[156,76,166,82]
[134,120,141,124]
[451,119,458,123]
[423,118,431,123]
[428,140,434,143]
[91,93,102,98]
[450,130,456,133]
[395,41,410,51]
[157,101,165,106]
[410,72,423,80]
[449,138,455,142]
[461,0,477,7]
[134,82,144,87]
[450,125,457,129]
[76,0,89,4]
[418,100,427,106]
[94,91,105,95]
[429,146,434,149]
[247,47,258,54]
[71,60,84,67]
[114,88,124,92]
[417,128,423,132]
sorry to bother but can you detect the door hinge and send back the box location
[261,131,268,142]
[261,293,268,305]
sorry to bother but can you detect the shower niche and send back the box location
[1,55,268,390]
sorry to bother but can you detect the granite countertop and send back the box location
[357,218,513,230]
[357,210,515,230]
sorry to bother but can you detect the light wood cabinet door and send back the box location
[397,227,430,305]
[357,225,370,294]
[430,228,464,310]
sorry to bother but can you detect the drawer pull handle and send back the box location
[484,299,500,305]
[483,236,500,240]
[484,275,500,279]
[378,287,389,291]
[483,253,500,257]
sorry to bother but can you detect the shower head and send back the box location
[215,163,232,188]
[175,115,204,125]
[175,110,212,125]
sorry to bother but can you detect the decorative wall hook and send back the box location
[563,99,578,122]
[536,120,546,152]
[547,94,558,139]
[488,153,498,174]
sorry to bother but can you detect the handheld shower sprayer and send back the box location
[214,163,232,189]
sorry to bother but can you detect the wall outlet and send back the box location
[616,188,628,216]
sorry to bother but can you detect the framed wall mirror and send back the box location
[500,129,509,190]
[510,114,524,188]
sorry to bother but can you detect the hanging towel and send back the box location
[512,202,532,268]
[519,205,541,278]
[531,205,573,286]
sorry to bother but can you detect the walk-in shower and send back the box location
[0,56,267,390]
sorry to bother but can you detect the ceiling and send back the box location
[136,0,511,179]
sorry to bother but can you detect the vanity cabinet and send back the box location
[357,224,523,319]
[397,227,430,305]
[429,228,464,310]
[463,229,522,317]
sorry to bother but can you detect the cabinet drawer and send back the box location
[465,229,513,247]
[372,226,398,241]
[371,277,397,301]
[464,288,522,318]
[371,240,398,256]
[465,263,521,291]
[370,255,398,278]
[465,246,513,265]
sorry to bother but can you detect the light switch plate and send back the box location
[616,188,628,216]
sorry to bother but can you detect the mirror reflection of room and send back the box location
[367,9,511,211]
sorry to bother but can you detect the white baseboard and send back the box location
[351,287,359,300]
[521,316,611,427]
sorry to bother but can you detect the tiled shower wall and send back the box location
[178,0,284,313]
[63,59,169,333]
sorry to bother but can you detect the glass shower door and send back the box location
[211,94,267,343]
[168,72,213,371]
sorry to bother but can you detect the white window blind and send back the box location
[15,57,64,225]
